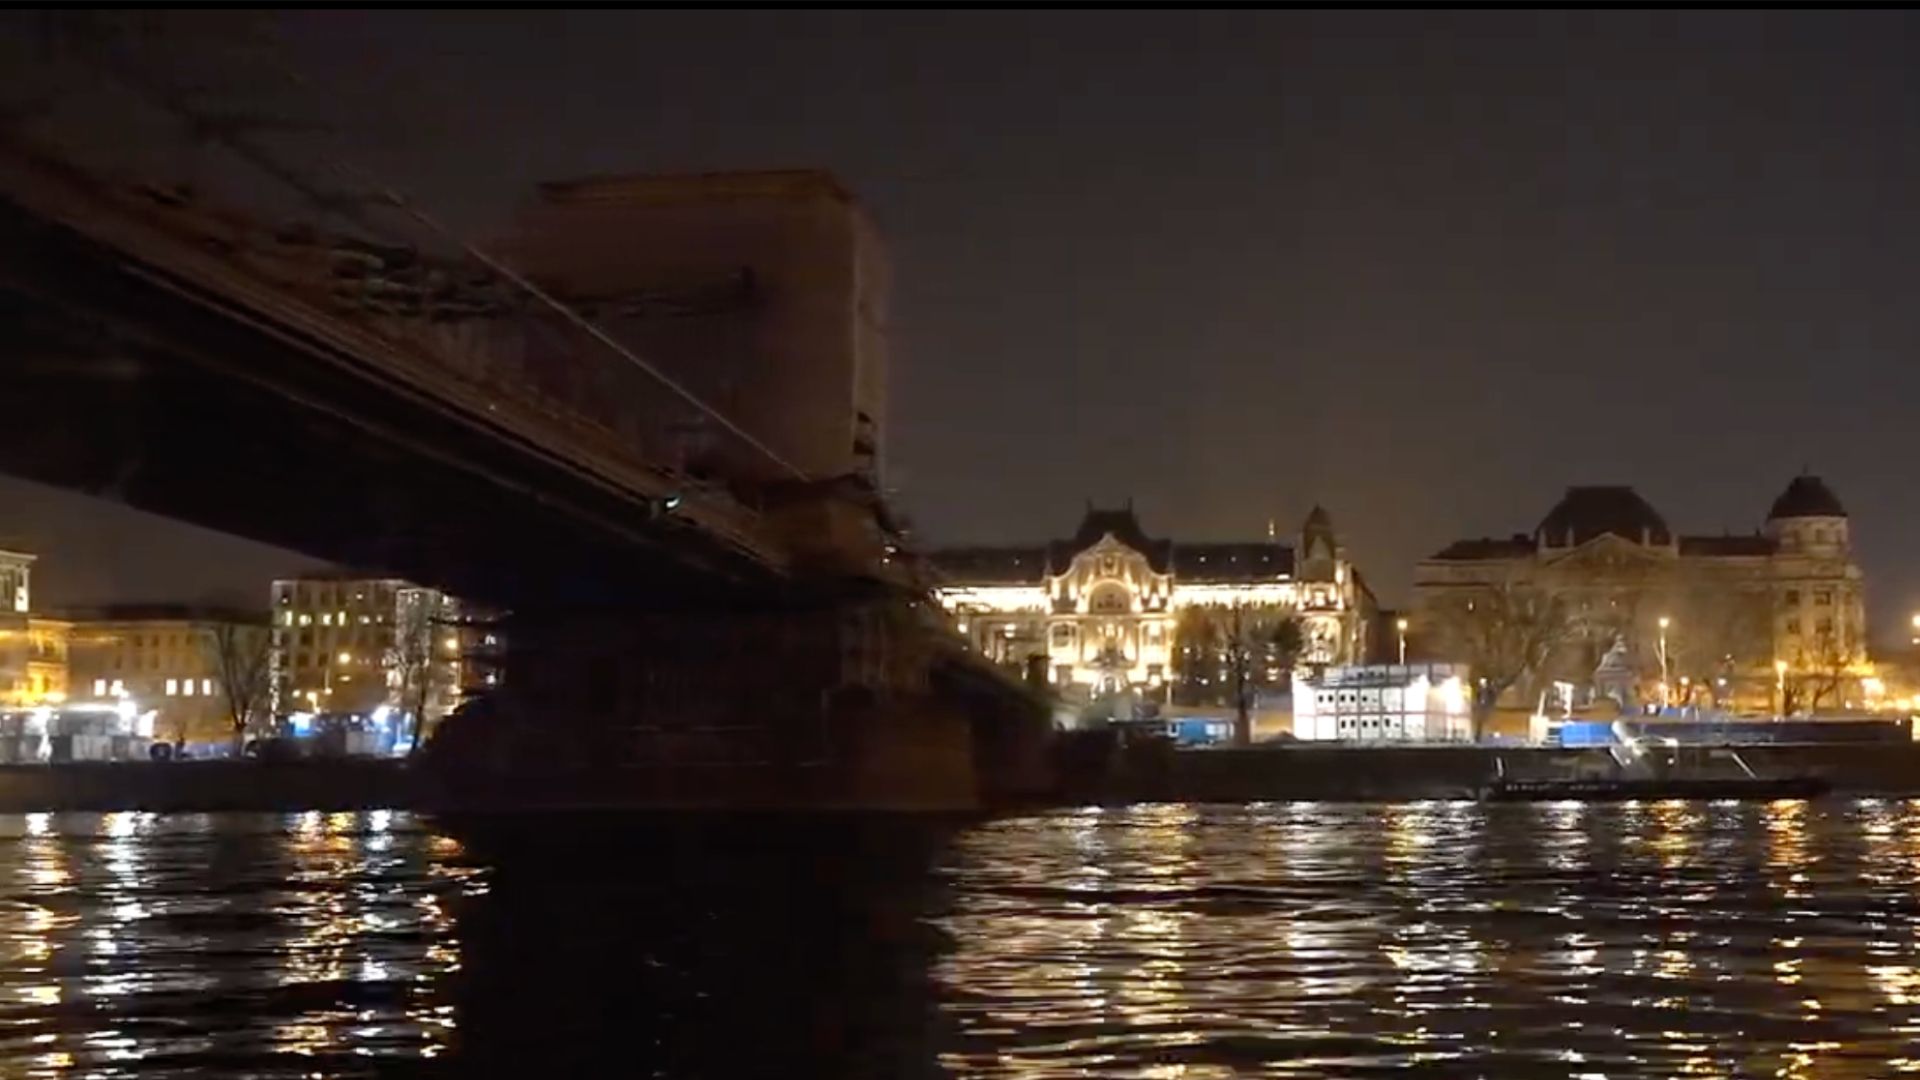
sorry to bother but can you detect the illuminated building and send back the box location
[0,548,27,615]
[1414,476,1870,713]
[0,549,71,708]
[270,576,494,736]
[64,608,270,744]
[1292,663,1473,742]
[929,504,1378,703]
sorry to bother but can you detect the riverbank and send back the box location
[1064,741,1920,804]
[2,740,1920,813]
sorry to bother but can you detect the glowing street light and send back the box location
[1775,658,1789,717]
[1657,616,1672,707]
[1396,617,1409,665]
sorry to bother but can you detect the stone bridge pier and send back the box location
[424,595,1054,814]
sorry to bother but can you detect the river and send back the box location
[0,801,1917,1077]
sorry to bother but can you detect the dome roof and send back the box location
[1767,475,1846,520]
[1536,486,1671,547]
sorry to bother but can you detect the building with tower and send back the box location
[1412,475,1870,715]
[929,504,1379,707]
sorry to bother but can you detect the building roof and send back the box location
[1046,505,1172,573]
[1678,534,1778,557]
[929,505,1300,585]
[927,547,1048,585]
[1536,486,1672,547]
[50,603,267,626]
[1429,535,1536,561]
[1170,543,1294,582]
[1768,475,1847,520]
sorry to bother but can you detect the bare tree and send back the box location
[1660,584,1774,709]
[1172,603,1303,742]
[207,622,269,754]
[387,593,436,753]
[1427,579,1575,738]
[1793,631,1855,713]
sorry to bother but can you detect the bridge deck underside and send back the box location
[0,197,784,610]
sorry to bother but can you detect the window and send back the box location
[1785,618,1800,636]
[92,678,106,697]
[1784,589,1800,606]
[165,678,178,696]
[182,679,195,697]
[1051,624,1073,647]
[1815,590,1833,607]
[298,614,312,627]
[1817,617,1835,637]
[202,678,213,696]
[321,613,333,627]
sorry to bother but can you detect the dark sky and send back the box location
[7,12,1920,633]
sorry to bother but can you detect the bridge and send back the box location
[0,138,834,609]
[0,37,1049,811]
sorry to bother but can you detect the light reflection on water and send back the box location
[0,811,473,1077]
[6,803,1920,1075]
[935,801,1920,1078]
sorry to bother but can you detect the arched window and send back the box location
[1089,584,1130,613]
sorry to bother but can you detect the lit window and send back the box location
[298,614,312,627]
[321,613,333,627]
[284,612,295,627]
[360,615,371,625]
[165,678,178,696]
[92,678,106,697]
[338,652,352,664]
[202,679,213,696]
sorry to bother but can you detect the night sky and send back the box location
[6,12,1920,635]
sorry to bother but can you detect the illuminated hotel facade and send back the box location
[930,504,1378,699]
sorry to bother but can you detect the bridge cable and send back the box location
[54,15,810,484]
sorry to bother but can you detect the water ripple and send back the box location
[933,801,1920,1078]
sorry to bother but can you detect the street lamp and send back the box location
[1396,618,1409,665]
[1910,612,1920,647]
[1775,658,1788,717]
[1657,616,1671,708]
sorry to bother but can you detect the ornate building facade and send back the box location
[1413,476,1869,714]
[930,504,1377,702]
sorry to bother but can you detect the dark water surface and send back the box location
[2,802,1920,1077]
